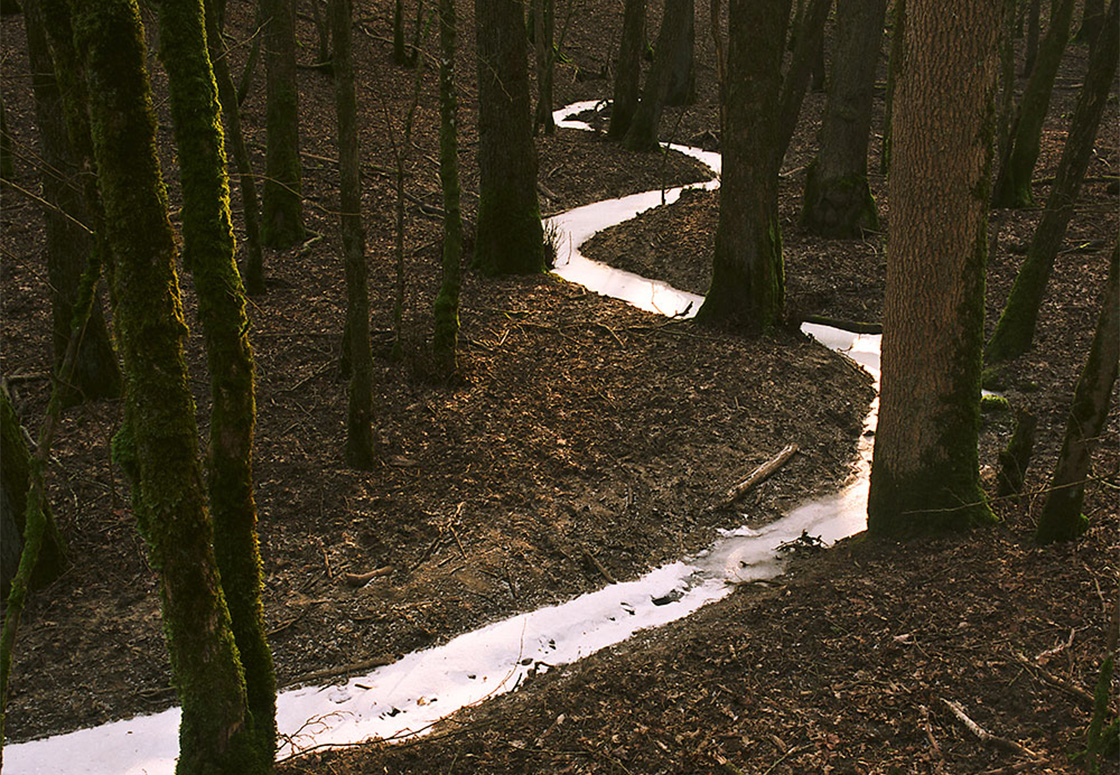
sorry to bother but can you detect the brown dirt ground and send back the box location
[0,1,1117,774]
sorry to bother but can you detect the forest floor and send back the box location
[1,1,1118,773]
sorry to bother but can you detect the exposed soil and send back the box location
[0,1,1117,774]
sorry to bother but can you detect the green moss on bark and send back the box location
[800,162,880,238]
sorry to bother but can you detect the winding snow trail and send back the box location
[3,103,880,775]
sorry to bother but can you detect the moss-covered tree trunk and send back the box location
[474,0,544,275]
[991,0,1075,208]
[433,0,463,374]
[158,0,276,760]
[23,0,121,404]
[867,0,1000,536]
[1035,244,1118,544]
[205,0,266,295]
[608,0,646,140]
[623,0,694,151]
[694,0,789,331]
[261,0,305,248]
[331,0,375,468]
[985,0,1118,364]
[777,0,831,165]
[532,0,556,134]
[70,0,266,770]
[800,0,886,238]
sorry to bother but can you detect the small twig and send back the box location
[342,565,394,587]
[1011,651,1095,704]
[940,698,1040,759]
[582,549,617,585]
[1033,628,1076,664]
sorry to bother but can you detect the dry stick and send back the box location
[711,443,799,510]
[281,656,395,689]
[1011,650,1095,704]
[940,698,1041,759]
[342,565,394,586]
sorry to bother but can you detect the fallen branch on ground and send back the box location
[941,698,1040,760]
[343,566,394,586]
[710,443,798,511]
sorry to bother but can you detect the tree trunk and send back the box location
[23,0,122,405]
[777,0,831,165]
[261,0,305,247]
[433,0,464,374]
[623,0,694,151]
[1074,0,1105,54]
[991,0,1076,207]
[867,0,1001,535]
[1035,244,1118,544]
[879,0,903,174]
[1023,0,1041,76]
[608,0,646,139]
[533,0,557,133]
[474,0,544,275]
[986,0,1118,364]
[70,0,266,769]
[332,0,375,468]
[800,0,887,238]
[159,0,277,759]
[664,0,694,106]
[694,0,790,331]
[205,0,266,295]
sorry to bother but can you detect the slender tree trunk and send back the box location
[608,0,646,139]
[0,97,11,182]
[332,0,375,468]
[474,0,544,274]
[1035,245,1118,544]
[664,0,695,106]
[991,0,1076,207]
[206,0,266,295]
[1074,0,1105,54]
[261,0,305,247]
[158,0,276,760]
[800,0,887,238]
[69,0,265,770]
[986,0,1118,363]
[867,0,1001,535]
[694,0,790,331]
[879,0,903,174]
[777,0,831,165]
[23,0,121,404]
[433,0,463,374]
[1023,0,1041,76]
[533,0,557,133]
[623,0,694,151]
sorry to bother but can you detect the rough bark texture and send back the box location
[879,0,904,174]
[433,0,464,373]
[986,0,1118,364]
[532,0,556,133]
[777,0,831,165]
[332,0,375,468]
[23,0,121,404]
[474,0,544,275]
[70,0,264,769]
[608,0,645,140]
[261,0,305,248]
[991,0,1075,207]
[159,0,277,761]
[800,0,886,238]
[693,0,789,331]
[205,0,265,295]
[1035,245,1118,544]
[867,0,1000,535]
[623,0,693,151]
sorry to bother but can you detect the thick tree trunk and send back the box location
[1023,0,1041,76]
[24,0,121,404]
[800,0,887,238]
[332,0,375,468]
[664,0,694,106]
[433,0,464,374]
[474,0,544,274]
[623,0,694,151]
[159,0,277,759]
[205,0,266,295]
[70,0,265,769]
[608,0,646,140]
[991,0,1076,207]
[261,0,305,247]
[1035,245,1118,544]
[867,0,1001,535]
[694,0,790,331]
[1074,0,1105,54]
[777,0,831,165]
[986,0,1118,364]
